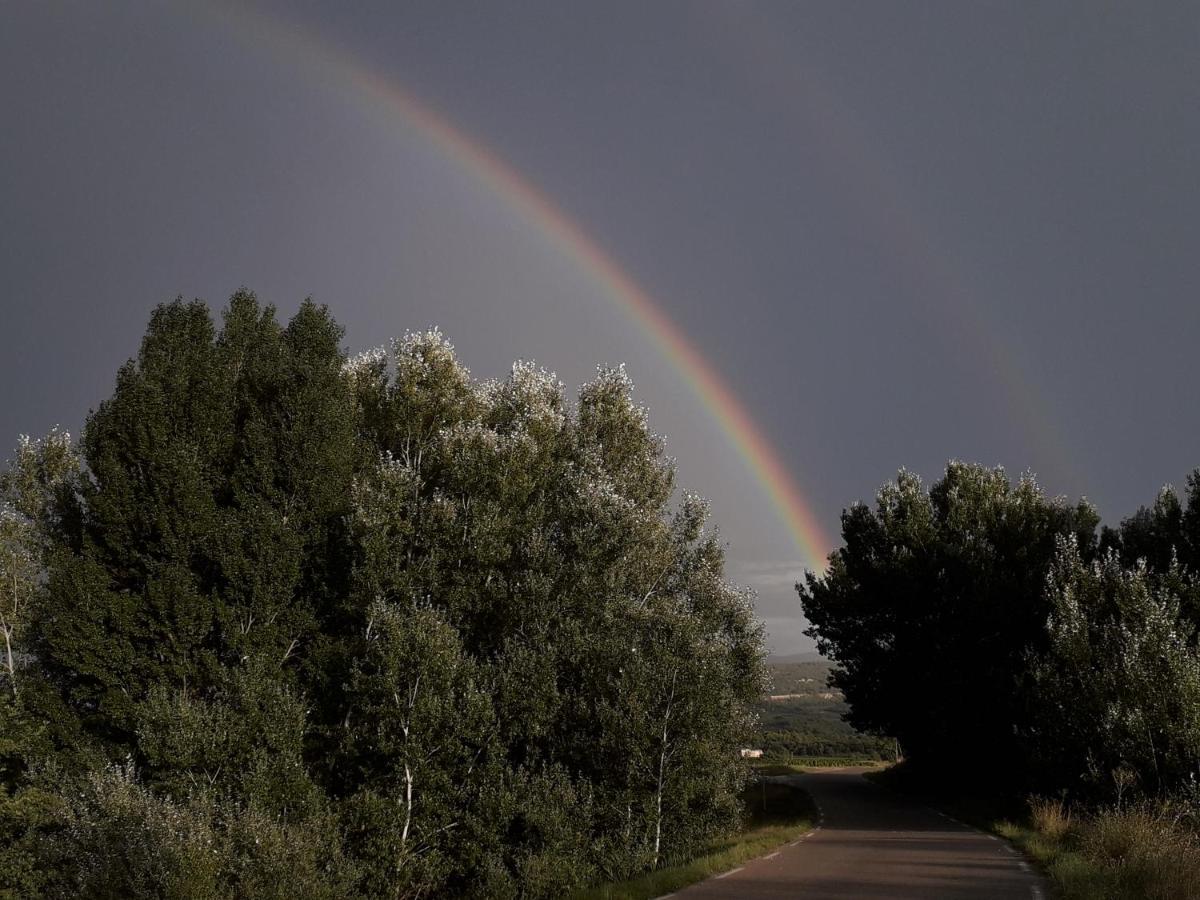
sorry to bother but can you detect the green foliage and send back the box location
[43,764,355,900]
[339,335,766,892]
[807,459,1200,810]
[1030,538,1200,796]
[0,297,768,897]
[134,660,325,818]
[799,462,1099,782]
[338,600,496,898]
[1103,475,1200,627]
[573,780,815,900]
[0,431,84,898]
[36,292,357,747]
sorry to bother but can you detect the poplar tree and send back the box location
[1030,538,1200,795]
[5,298,767,897]
[799,462,1099,783]
[37,292,358,749]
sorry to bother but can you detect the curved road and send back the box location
[672,768,1044,899]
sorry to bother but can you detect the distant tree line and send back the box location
[800,462,1200,800]
[0,292,767,898]
[756,729,891,761]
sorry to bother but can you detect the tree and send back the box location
[36,292,358,750]
[0,429,78,696]
[1104,474,1200,628]
[3,299,767,897]
[1030,537,1200,797]
[1108,485,1185,574]
[799,462,1099,783]
[0,431,82,898]
[340,336,766,889]
[339,600,495,899]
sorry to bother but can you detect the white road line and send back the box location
[1032,886,1044,900]
[788,840,800,846]
[1018,861,1031,872]
[714,867,743,879]
[650,895,674,900]
[763,851,781,860]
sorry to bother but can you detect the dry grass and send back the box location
[1029,796,1072,840]
[1002,797,1200,900]
[1078,803,1200,900]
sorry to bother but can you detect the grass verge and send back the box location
[572,780,816,900]
[994,819,1110,899]
[998,799,1200,900]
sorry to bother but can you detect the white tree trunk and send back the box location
[652,669,678,869]
[2,623,14,697]
[4,561,19,696]
[402,762,413,846]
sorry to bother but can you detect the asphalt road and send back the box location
[671,768,1045,900]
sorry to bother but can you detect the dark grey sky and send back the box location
[3,1,1198,652]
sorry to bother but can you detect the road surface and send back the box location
[671,768,1044,899]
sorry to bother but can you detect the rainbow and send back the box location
[198,3,834,570]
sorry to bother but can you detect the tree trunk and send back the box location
[2,624,15,697]
[652,669,678,869]
[402,762,413,846]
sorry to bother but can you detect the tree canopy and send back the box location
[802,461,1200,801]
[0,292,767,898]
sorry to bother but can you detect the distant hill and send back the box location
[764,657,837,697]
[766,650,826,665]
[752,656,893,760]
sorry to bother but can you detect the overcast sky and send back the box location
[3,2,1198,653]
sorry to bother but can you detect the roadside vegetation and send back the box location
[1000,796,1200,900]
[803,462,1200,900]
[0,293,769,898]
[574,779,815,900]
[871,764,1200,900]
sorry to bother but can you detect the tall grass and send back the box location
[1002,797,1200,900]
[1029,796,1072,840]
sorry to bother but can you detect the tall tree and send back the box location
[1030,537,1200,796]
[799,462,1099,783]
[6,302,767,897]
[340,336,766,888]
[0,429,78,696]
[37,292,358,749]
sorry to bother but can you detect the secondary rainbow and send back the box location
[203,3,833,570]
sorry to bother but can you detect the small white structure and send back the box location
[739,748,763,759]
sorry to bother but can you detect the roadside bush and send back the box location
[45,764,355,900]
